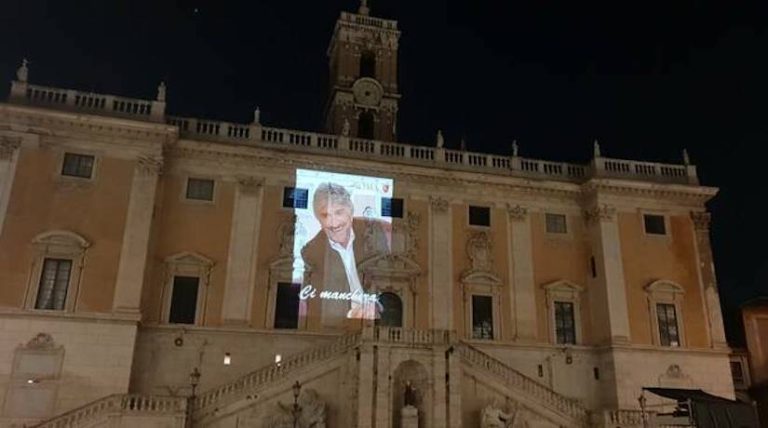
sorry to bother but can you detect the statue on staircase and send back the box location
[481,401,519,428]
[264,388,326,428]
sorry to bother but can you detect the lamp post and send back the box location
[187,367,201,428]
[292,380,302,428]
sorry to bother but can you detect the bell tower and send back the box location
[324,0,401,142]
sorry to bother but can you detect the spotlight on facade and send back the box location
[275,354,282,367]
[223,352,231,365]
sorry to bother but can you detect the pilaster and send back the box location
[112,156,162,314]
[447,346,462,428]
[0,136,21,237]
[584,204,631,344]
[221,177,264,325]
[429,197,452,330]
[432,346,448,427]
[690,211,728,348]
[357,343,376,428]
[507,204,536,341]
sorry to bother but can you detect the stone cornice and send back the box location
[582,179,718,205]
[0,103,177,143]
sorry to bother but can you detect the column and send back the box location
[0,137,21,236]
[585,204,631,343]
[447,345,462,428]
[221,177,264,325]
[429,197,452,330]
[432,347,448,427]
[508,204,537,341]
[691,211,728,348]
[112,156,162,313]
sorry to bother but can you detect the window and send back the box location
[359,51,376,79]
[358,111,375,139]
[61,153,94,178]
[381,197,403,218]
[282,187,309,209]
[34,258,72,310]
[471,295,494,339]
[656,303,680,347]
[186,178,214,201]
[375,292,403,327]
[274,282,300,329]
[469,206,490,227]
[554,301,576,344]
[644,214,666,235]
[168,276,200,324]
[545,213,567,234]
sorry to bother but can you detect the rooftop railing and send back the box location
[7,80,698,186]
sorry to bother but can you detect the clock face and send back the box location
[352,78,383,107]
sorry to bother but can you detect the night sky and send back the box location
[1,0,766,344]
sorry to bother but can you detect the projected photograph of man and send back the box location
[299,180,391,326]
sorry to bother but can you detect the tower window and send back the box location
[358,111,375,139]
[469,206,491,227]
[359,51,376,79]
[61,153,95,178]
[169,276,200,324]
[274,282,300,329]
[375,292,403,327]
[35,258,72,310]
[644,214,666,235]
[471,295,493,340]
[381,197,404,218]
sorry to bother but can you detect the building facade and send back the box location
[741,298,768,426]
[0,4,734,428]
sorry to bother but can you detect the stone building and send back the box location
[0,2,733,427]
[740,298,768,425]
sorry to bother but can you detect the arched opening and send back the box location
[359,51,376,78]
[376,292,403,327]
[358,111,375,139]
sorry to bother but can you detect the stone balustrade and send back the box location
[194,332,361,417]
[600,409,657,427]
[340,11,398,30]
[371,326,455,346]
[32,394,186,428]
[6,80,698,186]
[457,343,589,424]
[9,81,165,122]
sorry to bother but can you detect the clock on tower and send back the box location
[324,1,401,142]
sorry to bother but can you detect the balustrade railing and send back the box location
[8,81,697,186]
[457,343,588,423]
[373,327,454,345]
[194,333,360,414]
[33,394,186,428]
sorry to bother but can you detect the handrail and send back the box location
[32,394,186,428]
[457,342,588,423]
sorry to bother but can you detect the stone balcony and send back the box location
[7,79,699,186]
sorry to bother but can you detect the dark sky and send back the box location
[1,0,766,343]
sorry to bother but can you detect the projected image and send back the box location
[292,169,394,324]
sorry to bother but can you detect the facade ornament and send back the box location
[436,129,444,148]
[278,216,297,257]
[136,156,163,176]
[593,139,601,158]
[25,332,56,349]
[481,401,519,428]
[341,118,351,137]
[690,211,711,231]
[0,137,21,160]
[253,107,261,125]
[403,380,417,406]
[511,140,518,157]
[358,0,370,16]
[583,204,615,224]
[467,231,493,272]
[265,388,326,428]
[156,81,166,102]
[460,137,467,151]
[506,203,528,221]
[237,176,263,194]
[429,196,449,213]
[16,58,29,83]
[682,148,690,165]
[405,211,421,257]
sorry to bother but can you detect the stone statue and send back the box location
[682,148,690,165]
[264,388,326,428]
[342,119,351,137]
[436,129,444,148]
[404,381,417,406]
[16,58,29,83]
[254,107,261,124]
[460,137,467,151]
[593,139,601,157]
[481,402,516,428]
[511,140,518,157]
[156,81,166,102]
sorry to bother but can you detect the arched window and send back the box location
[359,51,376,79]
[358,111,375,139]
[376,292,403,327]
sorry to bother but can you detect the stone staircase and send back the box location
[31,394,186,428]
[457,342,590,426]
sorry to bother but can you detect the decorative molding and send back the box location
[506,204,528,221]
[583,204,616,224]
[466,231,493,273]
[690,211,711,231]
[429,196,449,213]
[24,333,57,350]
[237,176,264,194]
[0,137,21,160]
[136,156,163,176]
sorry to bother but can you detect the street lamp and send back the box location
[188,367,201,428]
[292,380,302,428]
